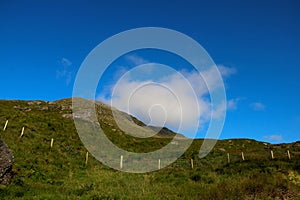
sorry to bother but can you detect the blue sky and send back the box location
[1,0,300,143]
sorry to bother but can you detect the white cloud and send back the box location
[125,54,148,66]
[56,57,73,86]
[61,57,72,67]
[98,63,235,137]
[217,65,236,78]
[263,134,282,141]
[227,98,240,111]
[250,102,266,111]
[106,72,202,135]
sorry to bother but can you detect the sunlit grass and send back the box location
[0,99,300,199]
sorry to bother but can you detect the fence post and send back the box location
[241,152,245,161]
[190,158,194,169]
[50,138,54,148]
[85,152,89,164]
[227,153,230,163]
[271,150,274,159]
[3,120,8,131]
[120,155,123,169]
[158,159,161,170]
[287,150,291,160]
[20,127,25,137]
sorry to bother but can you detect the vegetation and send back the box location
[0,99,300,199]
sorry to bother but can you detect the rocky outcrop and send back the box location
[0,136,14,185]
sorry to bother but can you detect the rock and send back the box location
[39,106,49,111]
[272,145,281,149]
[61,106,70,111]
[62,114,73,119]
[27,101,35,106]
[13,106,31,111]
[0,136,14,185]
[219,148,226,152]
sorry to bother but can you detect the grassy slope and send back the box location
[0,99,300,199]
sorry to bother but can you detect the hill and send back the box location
[0,98,300,199]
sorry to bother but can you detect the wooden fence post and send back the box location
[271,150,274,159]
[3,120,8,131]
[190,158,194,169]
[85,152,89,165]
[20,127,24,137]
[287,150,291,160]
[158,159,161,170]
[241,152,245,161]
[120,155,123,169]
[227,153,230,163]
[50,138,54,148]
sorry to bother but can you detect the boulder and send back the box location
[0,136,14,185]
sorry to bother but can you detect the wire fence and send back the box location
[168,150,300,170]
[2,120,300,171]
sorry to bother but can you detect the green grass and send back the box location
[0,99,300,199]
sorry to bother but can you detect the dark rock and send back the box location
[0,136,14,185]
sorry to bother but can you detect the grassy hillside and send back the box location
[0,99,300,199]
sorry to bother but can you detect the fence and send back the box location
[2,120,300,171]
